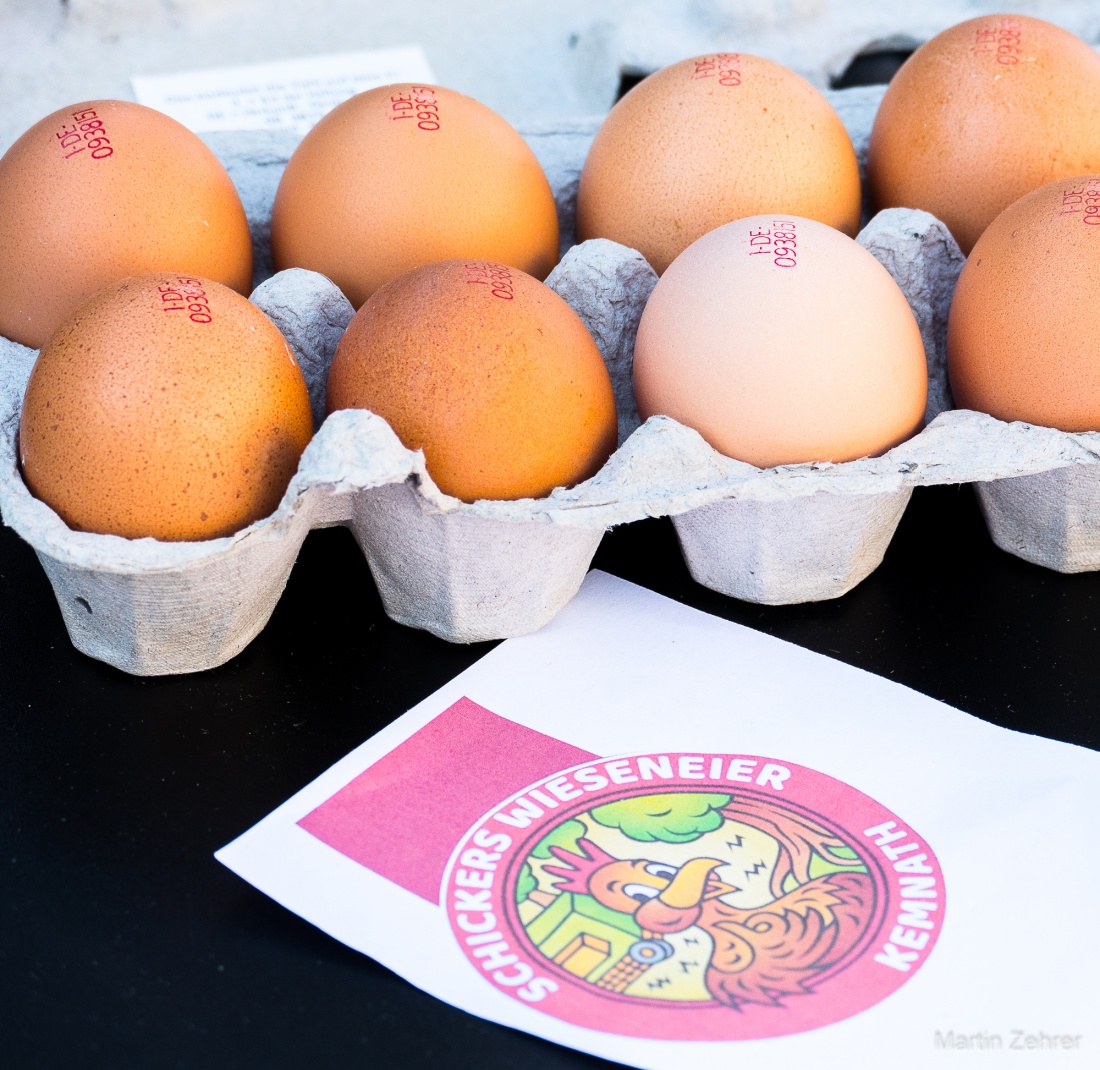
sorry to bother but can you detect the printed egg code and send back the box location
[158,278,214,324]
[692,53,741,86]
[464,261,515,300]
[971,18,1022,66]
[1058,180,1100,226]
[390,86,441,131]
[747,220,798,268]
[57,108,113,161]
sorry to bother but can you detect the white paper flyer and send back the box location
[132,46,434,134]
[217,570,1097,1068]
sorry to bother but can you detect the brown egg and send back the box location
[948,175,1100,430]
[634,216,927,468]
[20,274,312,541]
[868,16,1100,255]
[326,259,616,501]
[271,85,559,308]
[576,53,861,275]
[0,100,252,350]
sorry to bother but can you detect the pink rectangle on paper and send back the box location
[298,697,596,903]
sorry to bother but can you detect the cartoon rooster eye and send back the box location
[644,863,679,879]
[623,883,661,902]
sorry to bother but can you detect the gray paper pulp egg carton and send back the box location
[0,250,643,675]
[3,86,1100,677]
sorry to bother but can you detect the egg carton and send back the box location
[5,86,1100,676]
[180,80,1100,589]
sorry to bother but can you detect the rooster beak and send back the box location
[657,857,725,908]
[704,877,738,899]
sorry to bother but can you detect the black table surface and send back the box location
[2,481,1097,1069]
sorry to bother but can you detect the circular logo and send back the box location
[443,753,944,1040]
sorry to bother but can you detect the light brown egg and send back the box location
[271,84,559,308]
[326,259,616,501]
[868,16,1100,255]
[948,176,1100,430]
[576,53,861,275]
[20,274,312,541]
[0,100,252,349]
[634,216,927,468]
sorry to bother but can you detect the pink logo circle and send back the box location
[444,752,943,1040]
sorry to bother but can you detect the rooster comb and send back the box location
[541,837,616,894]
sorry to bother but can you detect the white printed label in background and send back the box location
[131,46,434,135]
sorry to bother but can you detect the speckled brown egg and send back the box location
[868,16,1100,255]
[0,100,252,350]
[326,259,616,501]
[271,84,559,309]
[634,216,927,468]
[948,175,1100,430]
[576,53,861,275]
[19,274,312,541]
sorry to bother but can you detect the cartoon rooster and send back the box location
[543,809,874,1009]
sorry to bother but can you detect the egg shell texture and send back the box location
[0,100,252,350]
[326,259,617,502]
[633,215,927,468]
[947,175,1100,432]
[576,53,861,276]
[19,274,312,541]
[867,15,1100,256]
[270,84,560,309]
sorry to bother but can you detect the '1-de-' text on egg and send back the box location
[20,274,312,542]
[0,100,253,349]
[868,15,1100,254]
[577,54,861,275]
[326,259,616,502]
[271,85,560,309]
[634,216,927,468]
[949,175,1100,431]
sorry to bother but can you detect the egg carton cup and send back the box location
[6,93,1100,676]
[0,245,659,674]
[638,205,1100,601]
